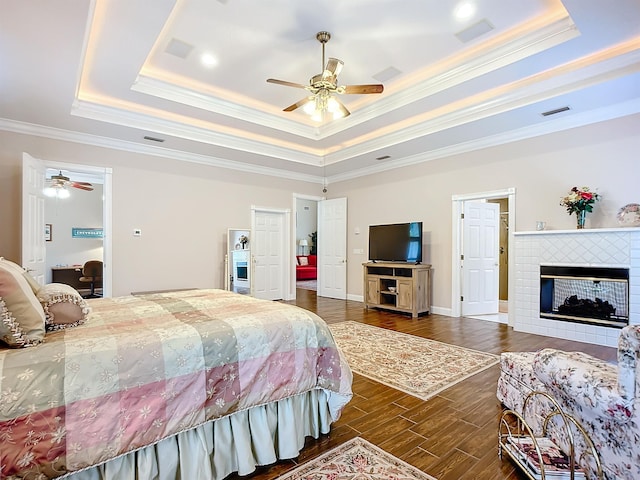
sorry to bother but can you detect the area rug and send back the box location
[296,279,317,290]
[329,321,499,400]
[277,437,436,480]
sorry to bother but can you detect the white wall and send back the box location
[44,184,104,282]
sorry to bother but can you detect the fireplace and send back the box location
[540,266,629,328]
[514,228,639,347]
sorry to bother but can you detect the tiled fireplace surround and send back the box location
[514,228,640,347]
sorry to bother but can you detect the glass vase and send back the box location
[576,210,587,229]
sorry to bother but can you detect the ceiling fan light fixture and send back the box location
[302,97,316,115]
[266,31,382,122]
[44,185,70,199]
[327,96,340,113]
[311,109,323,122]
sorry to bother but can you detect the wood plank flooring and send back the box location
[242,289,617,480]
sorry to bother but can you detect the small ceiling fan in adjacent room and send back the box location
[267,31,384,121]
[44,171,94,198]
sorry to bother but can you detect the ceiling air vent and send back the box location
[373,66,402,83]
[455,19,494,43]
[541,106,571,117]
[143,136,165,143]
[376,155,391,161]
[165,38,194,59]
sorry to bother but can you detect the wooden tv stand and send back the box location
[363,262,431,318]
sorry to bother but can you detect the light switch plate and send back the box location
[133,228,142,236]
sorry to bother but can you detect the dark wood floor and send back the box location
[245,289,617,480]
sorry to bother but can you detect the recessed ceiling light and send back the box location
[200,53,218,68]
[454,2,476,21]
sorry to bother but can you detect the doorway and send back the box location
[451,188,515,324]
[295,196,319,292]
[22,154,113,297]
[225,228,251,295]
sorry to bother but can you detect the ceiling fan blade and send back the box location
[267,78,307,89]
[342,84,384,94]
[283,97,312,112]
[324,57,344,77]
[70,182,94,191]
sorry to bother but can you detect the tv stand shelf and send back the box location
[363,262,431,318]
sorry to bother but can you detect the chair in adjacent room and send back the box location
[79,260,103,298]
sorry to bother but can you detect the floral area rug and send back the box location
[277,437,436,480]
[329,321,499,400]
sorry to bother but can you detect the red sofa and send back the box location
[296,255,317,280]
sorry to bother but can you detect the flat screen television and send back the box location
[368,222,423,263]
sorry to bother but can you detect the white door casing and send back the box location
[251,207,290,301]
[317,197,347,300]
[21,153,46,284]
[461,201,500,316]
[21,154,113,296]
[451,188,515,323]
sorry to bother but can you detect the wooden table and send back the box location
[51,266,84,289]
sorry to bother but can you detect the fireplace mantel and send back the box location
[513,227,640,347]
[515,227,640,236]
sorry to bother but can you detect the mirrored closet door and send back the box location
[226,228,251,295]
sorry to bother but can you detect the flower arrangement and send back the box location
[560,186,600,215]
[239,235,248,248]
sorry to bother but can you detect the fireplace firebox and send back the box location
[540,265,629,328]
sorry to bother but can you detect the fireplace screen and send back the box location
[540,266,629,328]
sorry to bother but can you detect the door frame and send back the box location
[451,187,515,325]
[47,160,113,297]
[23,156,113,297]
[292,193,324,300]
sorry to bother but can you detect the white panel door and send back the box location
[318,197,347,300]
[21,153,46,284]
[251,209,285,300]
[462,201,500,316]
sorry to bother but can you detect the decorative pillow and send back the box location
[0,263,46,347]
[0,257,41,294]
[37,283,91,331]
[298,256,309,266]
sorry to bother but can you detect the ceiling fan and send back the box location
[46,171,94,192]
[267,31,384,120]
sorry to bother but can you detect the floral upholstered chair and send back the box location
[497,325,640,480]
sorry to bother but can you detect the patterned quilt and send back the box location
[0,289,353,479]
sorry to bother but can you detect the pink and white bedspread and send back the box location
[0,289,352,479]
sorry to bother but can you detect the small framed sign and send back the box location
[72,227,103,239]
[45,224,52,242]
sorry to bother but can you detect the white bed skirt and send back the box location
[65,389,334,480]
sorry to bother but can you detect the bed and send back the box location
[0,288,353,480]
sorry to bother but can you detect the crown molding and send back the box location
[323,44,640,165]
[0,118,323,184]
[70,99,323,166]
[328,98,640,184]
[131,74,321,140]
